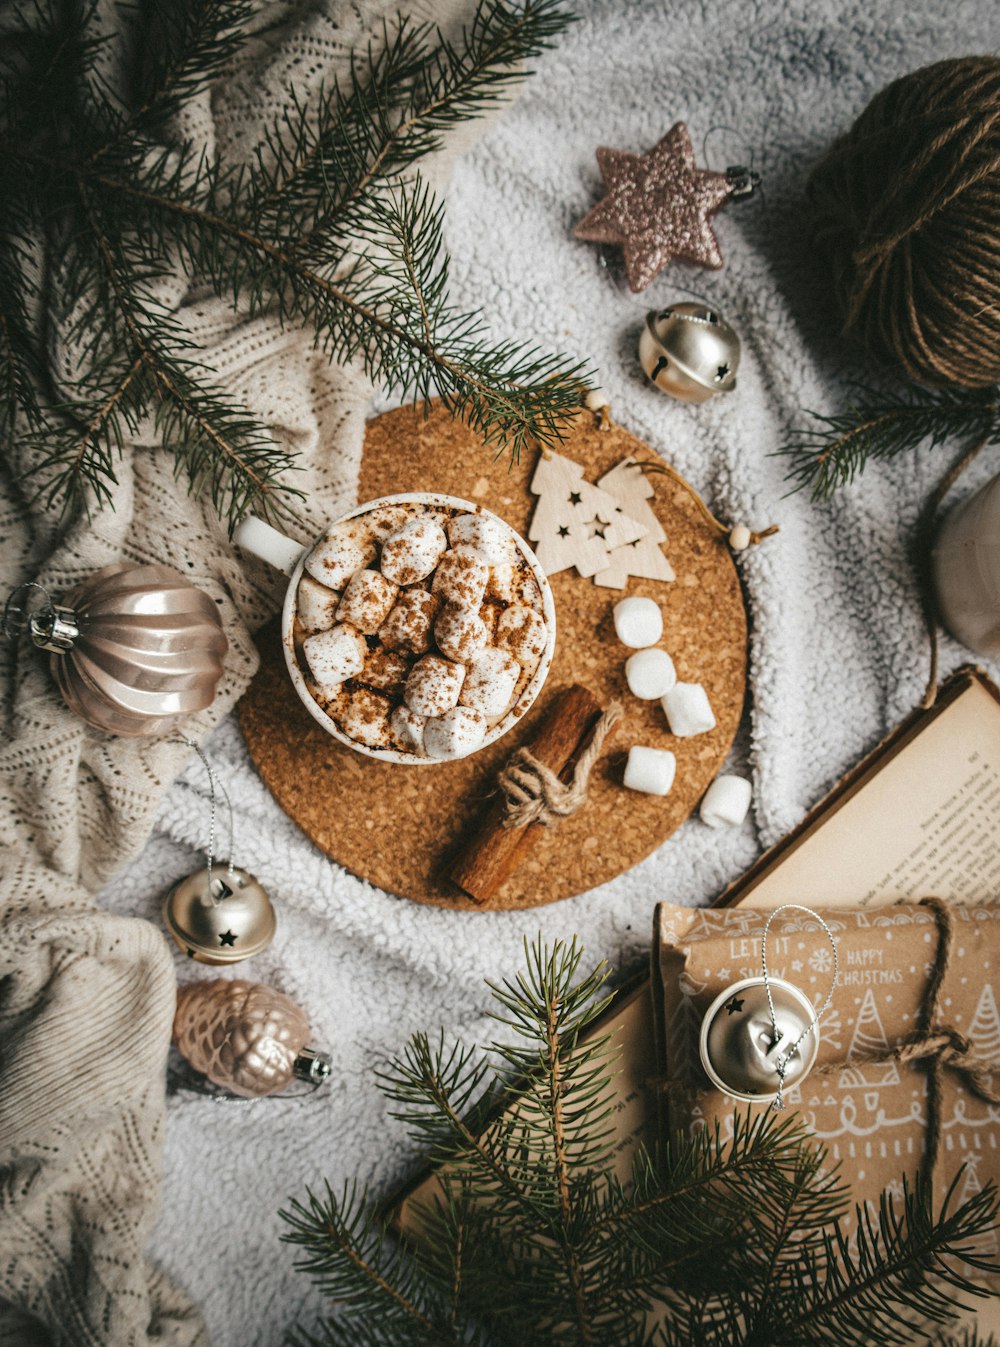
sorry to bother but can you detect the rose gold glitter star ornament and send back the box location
[574,123,758,291]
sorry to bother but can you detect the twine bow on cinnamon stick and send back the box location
[816,897,1000,1189]
[446,686,622,905]
[498,702,623,829]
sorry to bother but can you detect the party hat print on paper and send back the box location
[968,982,1000,1061]
[838,989,900,1089]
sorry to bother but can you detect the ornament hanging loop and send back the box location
[162,742,277,965]
[761,904,839,1110]
[179,737,237,901]
[2,582,79,649]
[725,165,762,201]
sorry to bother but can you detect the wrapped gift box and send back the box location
[654,900,1000,1239]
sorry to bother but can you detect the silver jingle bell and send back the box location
[163,864,277,965]
[699,976,819,1103]
[638,302,740,403]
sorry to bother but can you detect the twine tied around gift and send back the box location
[817,897,1000,1191]
[499,702,624,828]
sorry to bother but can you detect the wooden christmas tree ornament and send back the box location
[594,457,676,588]
[528,450,647,577]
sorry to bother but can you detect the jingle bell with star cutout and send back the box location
[698,976,820,1104]
[639,302,740,404]
[163,864,276,965]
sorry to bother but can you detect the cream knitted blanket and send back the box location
[0,2,472,1343]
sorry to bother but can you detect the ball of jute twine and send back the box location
[808,55,1000,389]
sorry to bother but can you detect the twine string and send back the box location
[499,702,623,829]
[761,904,839,1111]
[636,460,779,548]
[814,897,1000,1191]
[808,56,1000,389]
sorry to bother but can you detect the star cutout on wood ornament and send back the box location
[574,122,732,291]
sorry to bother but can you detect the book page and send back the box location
[741,678,1000,910]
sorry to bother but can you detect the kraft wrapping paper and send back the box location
[656,901,1000,1241]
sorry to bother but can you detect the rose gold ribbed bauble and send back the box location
[37,563,227,735]
[173,979,330,1097]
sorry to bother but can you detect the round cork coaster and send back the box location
[237,402,747,911]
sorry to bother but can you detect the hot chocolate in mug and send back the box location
[234,493,556,764]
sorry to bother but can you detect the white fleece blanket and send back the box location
[94,2,998,1343]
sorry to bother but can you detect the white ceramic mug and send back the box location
[234,493,556,764]
[933,473,1000,658]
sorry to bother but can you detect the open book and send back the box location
[397,667,1000,1333]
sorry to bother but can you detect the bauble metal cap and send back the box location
[163,865,276,964]
[699,976,820,1102]
[638,302,740,403]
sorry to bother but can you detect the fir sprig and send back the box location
[280,937,1000,1347]
[779,383,1000,498]
[0,0,584,532]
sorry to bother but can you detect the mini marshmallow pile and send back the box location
[295,503,547,760]
[612,595,751,827]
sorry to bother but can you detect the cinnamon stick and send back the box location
[446,685,615,904]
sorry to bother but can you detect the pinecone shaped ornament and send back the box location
[173,979,332,1098]
[21,563,228,735]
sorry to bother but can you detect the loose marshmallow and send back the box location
[380,517,449,585]
[460,647,520,719]
[447,512,515,565]
[423,705,488,760]
[302,624,366,696]
[625,647,677,700]
[662,681,716,737]
[700,774,752,828]
[390,704,428,756]
[495,604,547,667]
[613,596,663,648]
[432,549,489,608]
[405,655,466,717]
[623,745,676,796]
[337,686,391,749]
[296,574,340,635]
[435,602,489,663]
[378,588,440,655]
[336,569,398,633]
[361,646,409,694]
[305,526,376,590]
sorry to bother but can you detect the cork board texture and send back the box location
[238,401,748,910]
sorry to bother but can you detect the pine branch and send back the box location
[778,383,1000,498]
[750,1173,1000,1347]
[126,0,255,141]
[281,1179,465,1347]
[284,939,1000,1347]
[1,0,584,532]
